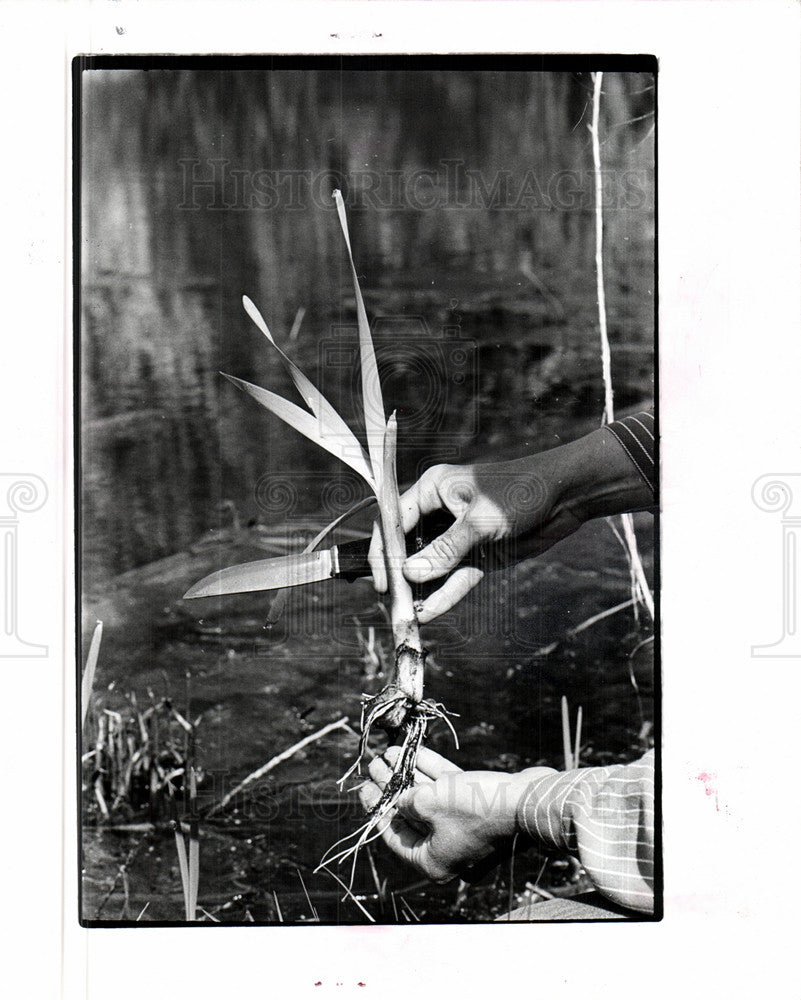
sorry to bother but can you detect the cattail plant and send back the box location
[219,191,456,882]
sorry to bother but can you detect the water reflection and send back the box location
[81,67,654,582]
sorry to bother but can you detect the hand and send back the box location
[368,427,654,622]
[368,451,581,623]
[358,746,551,882]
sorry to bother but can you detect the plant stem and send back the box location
[377,412,424,710]
[590,71,654,622]
[561,695,573,770]
[590,71,614,426]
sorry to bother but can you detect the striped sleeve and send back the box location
[517,750,655,913]
[607,410,657,498]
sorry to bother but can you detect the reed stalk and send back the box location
[81,621,103,730]
[172,822,192,920]
[590,71,654,621]
[561,696,573,770]
[187,762,200,920]
[573,705,583,769]
[374,413,424,725]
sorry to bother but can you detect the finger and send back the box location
[367,755,393,790]
[397,478,436,535]
[403,517,481,583]
[381,814,453,883]
[398,466,454,534]
[376,810,426,865]
[367,521,387,593]
[381,746,434,783]
[358,780,382,813]
[395,784,437,825]
[381,745,403,767]
[410,745,464,780]
[416,566,485,623]
[383,744,455,779]
[397,480,425,535]
[381,747,463,782]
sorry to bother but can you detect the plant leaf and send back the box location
[81,621,103,730]
[241,295,374,478]
[332,190,385,495]
[221,373,376,490]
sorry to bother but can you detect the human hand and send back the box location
[368,426,654,622]
[368,450,582,623]
[358,745,552,882]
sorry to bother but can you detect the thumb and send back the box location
[403,516,479,584]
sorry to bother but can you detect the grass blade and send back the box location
[187,764,199,920]
[241,295,374,482]
[399,895,420,922]
[172,823,192,921]
[365,846,386,913]
[332,190,385,494]
[206,716,351,817]
[221,373,375,489]
[81,621,103,730]
[188,831,199,920]
[297,870,319,922]
[318,864,375,923]
[561,695,573,770]
[288,305,306,342]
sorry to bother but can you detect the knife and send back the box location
[183,537,375,600]
[183,509,463,601]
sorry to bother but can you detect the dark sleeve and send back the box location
[606,410,657,500]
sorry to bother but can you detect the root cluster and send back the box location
[314,680,457,893]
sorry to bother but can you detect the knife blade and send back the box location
[182,506,519,602]
[183,536,372,600]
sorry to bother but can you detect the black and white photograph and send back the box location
[2,1,800,995]
[78,57,658,925]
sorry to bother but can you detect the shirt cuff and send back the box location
[516,768,585,852]
[606,410,657,498]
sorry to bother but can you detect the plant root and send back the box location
[318,693,458,895]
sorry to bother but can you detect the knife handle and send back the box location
[336,506,523,583]
[335,508,458,581]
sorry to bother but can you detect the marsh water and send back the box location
[80,65,655,923]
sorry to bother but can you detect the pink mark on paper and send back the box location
[696,771,719,811]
